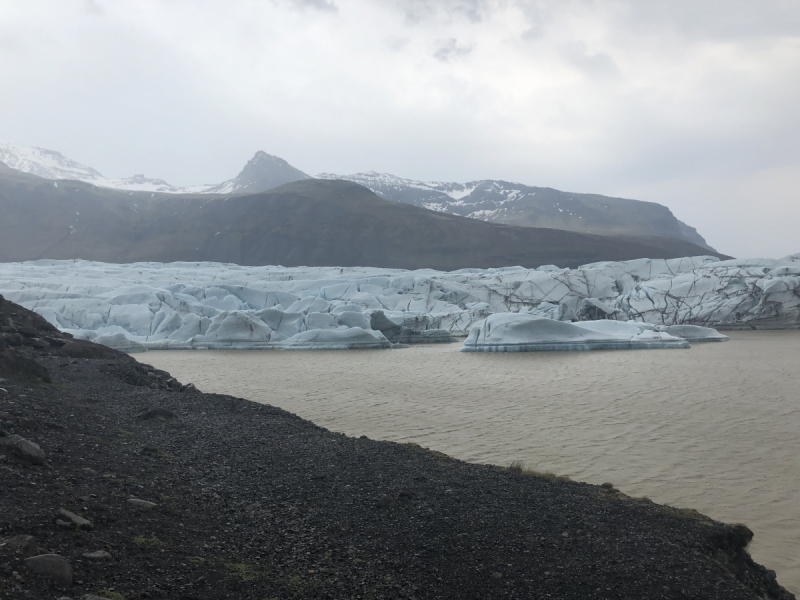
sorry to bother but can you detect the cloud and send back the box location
[84,0,104,15]
[385,35,410,51]
[559,41,621,79]
[433,37,473,61]
[290,0,337,12]
[398,0,488,25]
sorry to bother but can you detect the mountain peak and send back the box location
[202,151,310,195]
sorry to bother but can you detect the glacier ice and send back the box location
[462,314,691,352]
[0,254,796,353]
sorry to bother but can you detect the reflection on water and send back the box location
[139,330,800,593]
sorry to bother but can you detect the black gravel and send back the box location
[0,295,795,600]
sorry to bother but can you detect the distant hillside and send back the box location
[0,140,713,250]
[318,172,712,250]
[0,165,727,269]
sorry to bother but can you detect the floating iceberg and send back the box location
[462,314,692,352]
[0,254,795,353]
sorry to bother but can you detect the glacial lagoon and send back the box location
[139,330,800,593]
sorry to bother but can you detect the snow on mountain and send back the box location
[0,140,107,185]
[318,172,714,250]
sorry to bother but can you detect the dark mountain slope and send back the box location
[0,167,728,269]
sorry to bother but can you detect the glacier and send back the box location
[0,254,797,353]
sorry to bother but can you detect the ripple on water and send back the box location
[139,330,800,595]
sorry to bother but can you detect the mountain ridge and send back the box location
[0,139,712,250]
[0,165,728,269]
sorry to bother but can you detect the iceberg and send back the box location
[461,314,691,352]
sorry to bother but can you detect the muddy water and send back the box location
[139,330,800,592]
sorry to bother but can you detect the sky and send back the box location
[0,0,798,257]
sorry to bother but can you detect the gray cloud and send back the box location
[290,0,337,12]
[398,0,488,25]
[559,41,621,79]
[385,35,410,51]
[433,38,473,61]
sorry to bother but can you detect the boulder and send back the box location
[2,534,38,556]
[16,325,39,337]
[58,508,93,529]
[4,333,23,346]
[0,434,45,464]
[25,553,73,588]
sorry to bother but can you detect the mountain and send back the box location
[0,139,711,250]
[0,141,308,194]
[318,172,712,250]
[201,150,310,194]
[0,140,107,184]
[0,164,728,269]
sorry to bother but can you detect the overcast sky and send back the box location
[1,0,798,257]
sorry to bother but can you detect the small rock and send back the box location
[0,410,12,420]
[16,325,39,337]
[127,498,157,509]
[3,534,38,556]
[0,434,45,464]
[137,407,176,421]
[375,495,393,508]
[82,550,112,561]
[58,508,94,529]
[56,520,71,528]
[183,383,197,392]
[32,339,50,349]
[4,333,23,346]
[25,554,73,588]
[19,418,39,431]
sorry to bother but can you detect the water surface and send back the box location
[139,331,800,592]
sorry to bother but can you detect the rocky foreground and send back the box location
[0,293,795,600]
